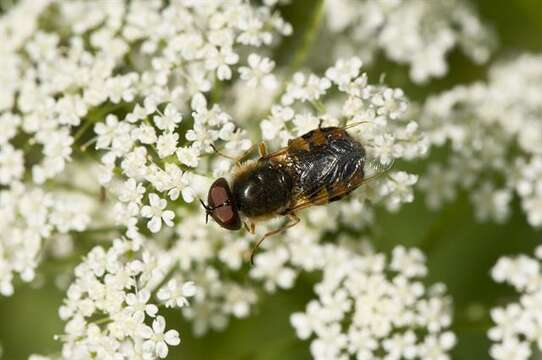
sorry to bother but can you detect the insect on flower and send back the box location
[200,122,390,263]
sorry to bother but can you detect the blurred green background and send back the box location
[1,0,542,359]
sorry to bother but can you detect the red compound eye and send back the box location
[204,178,241,231]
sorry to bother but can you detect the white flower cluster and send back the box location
[167,209,457,358]
[261,57,427,212]
[0,182,96,296]
[100,94,239,239]
[54,239,194,360]
[0,0,454,359]
[166,213,272,335]
[116,57,432,339]
[291,245,455,360]
[419,54,542,226]
[489,246,542,360]
[0,0,290,298]
[325,0,494,83]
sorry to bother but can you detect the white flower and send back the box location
[132,123,157,145]
[0,144,24,185]
[163,164,195,203]
[153,104,182,132]
[205,46,239,80]
[118,178,146,206]
[250,247,297,292]
[523,191,542,226]
[176,146,200,168]
[157,279,196,308]
[471,183,512,223]
[282,73,331,105]
[380,172,418,211]
[126,289,158,321]
[390,246,427,278]
[489,246,542,359]
[490,337,531,360]
[382,331,417,359]
[419,55,542,227]
[325,0,493,83]
[291,246,454,360]
[140,193,175,233]
[156,132,179,158]
[140,316,181,358]
[325,57,363,87]
[239,53,278,89]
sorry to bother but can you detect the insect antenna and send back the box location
[343,120,371,131]
[199,198,234,224]
[199,198,212,224]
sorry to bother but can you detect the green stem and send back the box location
[73,118,94,143]
[274,0,326,100]
[310,99,326,114]
[93,316,112,325]
[151,261,180,300]
[287,0,325,75]
[143,117,167,168]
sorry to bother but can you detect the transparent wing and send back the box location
[284,156,394,213]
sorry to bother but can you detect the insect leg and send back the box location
[318,118,324,128]
[343,121,371,131]
[243,221,256,234]
[211,143,267,166]
[210,144,238,161]
[258,142,267,158]
[249,213,300,265]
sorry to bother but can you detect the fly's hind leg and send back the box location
[211,142,267,167]
[248,213,300,265]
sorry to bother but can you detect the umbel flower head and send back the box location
[489,246,542,360]
[419,54,542,227]
[291,245,455,360]
[323,0,494,83]
[56,239,194,359]
[0,0,526,359]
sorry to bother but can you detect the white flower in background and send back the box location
[419,54,542,227]
[250,247,296,292]
[489,246,542,360]
[324,0,494,83]
[380,172,419,212]
[157,279,196,309]
[291,245,455,360]
[1,0,527,358]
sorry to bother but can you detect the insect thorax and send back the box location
[232,161,294,218]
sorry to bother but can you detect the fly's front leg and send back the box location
[243,221,256,234]
[211,142,267,167]
[248,213,300,265]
